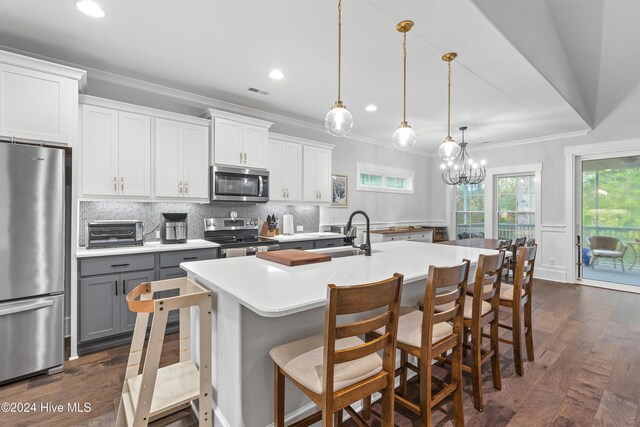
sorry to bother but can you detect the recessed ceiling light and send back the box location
[76,1,105,18]
[269,69,284,80]
[365,104,378,112]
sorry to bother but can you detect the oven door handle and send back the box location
[258,175,264,197]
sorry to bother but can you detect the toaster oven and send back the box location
[86,220,144,249]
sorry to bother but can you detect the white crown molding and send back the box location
[425,128,592,157]
[202,108,273,128]
[80,94,210,126]
[0,45,87,89]
[269,132,335,150]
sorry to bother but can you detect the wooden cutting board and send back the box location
[256,249,332,267]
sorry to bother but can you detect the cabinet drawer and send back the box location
[79,254,155,277]
[278,241,315,251]
[159,249,218,268]
[314,238,345,249]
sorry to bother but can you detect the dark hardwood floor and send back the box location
[1,279,639,426]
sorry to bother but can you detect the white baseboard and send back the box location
[536,265,567,283]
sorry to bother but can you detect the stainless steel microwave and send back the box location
[211,165,269,203]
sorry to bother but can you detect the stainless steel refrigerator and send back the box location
[0,142,65,383]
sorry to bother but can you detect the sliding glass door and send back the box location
[579,155,640,287]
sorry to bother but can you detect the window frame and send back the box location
[355,162,415,194]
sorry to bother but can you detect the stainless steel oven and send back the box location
[211,165,269,203]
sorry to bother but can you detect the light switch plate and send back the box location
[155,230,160,239]
[296,225,303,232]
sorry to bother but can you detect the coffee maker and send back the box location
[160,213,188,244]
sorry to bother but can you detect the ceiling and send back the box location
[0,0,635,154]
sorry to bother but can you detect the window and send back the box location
[496,174,535,240]
[455,183,485,239]
[356,162,414,194]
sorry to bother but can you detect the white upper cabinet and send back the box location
[82,105,119,196]
[303,146,332,204]
[182,124,209,200]
[202,109,273,169]
[81,96,209,202]
[155,118,209,202]
[155,119,183,198]
[213,118,243,167]
[268,137,302,202]
[0,50,85,145]
[242,124,269,168]
[82,105,151,198]
[118,112,151,197]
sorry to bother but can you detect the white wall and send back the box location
[319,141,431,228]
[428,86,640,283]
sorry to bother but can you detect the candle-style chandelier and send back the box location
[441,126,486,185]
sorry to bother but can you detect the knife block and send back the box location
[260,221,275,237]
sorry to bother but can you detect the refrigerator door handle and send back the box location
[0,299,54,317]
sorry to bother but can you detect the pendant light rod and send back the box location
[337,0,342,102]
[396,20,413,124]
[442,52,457,139]
[403,31,407,122]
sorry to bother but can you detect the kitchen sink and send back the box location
[313,247,381,258]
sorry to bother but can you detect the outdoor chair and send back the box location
[587,236,627,272]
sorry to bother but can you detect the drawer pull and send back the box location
[110,263,130,268]
[183,256,198,261]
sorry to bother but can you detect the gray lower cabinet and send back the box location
[120,270,156,333]
[314,238,345,249]
[79,248,217,352]
[79,270,155,341]
[79,274,120,342]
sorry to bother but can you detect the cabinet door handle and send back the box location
[122,280,125,295]
[282,188,286,198]
[179,181,183,193]
[121,177,124,192]
[240,152,243,163]
[113,177,117,192]
[114,280,118,296]
[185,181,189,194]
[244,152,247,163]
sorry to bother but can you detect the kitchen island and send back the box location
[181,241,498,427]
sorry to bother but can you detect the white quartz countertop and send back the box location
[181,241,498,318]
[76,239,219,258]
[270,232,345,242]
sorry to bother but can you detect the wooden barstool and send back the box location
[506,237,526,283]
[436,252,505,411]
[270,274,403,427]
[375,261,470,427]
[499,244,537,376]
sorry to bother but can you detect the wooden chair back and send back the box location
[510,237,527,268]
[497,240,512,250]
[525,238,536,246]
[471,252,505,315]
[322,273,404,397]
[420,260,470,353]
[513,245,537,300]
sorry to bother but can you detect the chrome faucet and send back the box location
[346,210,371,256]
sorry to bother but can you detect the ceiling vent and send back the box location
[248,87,269,95]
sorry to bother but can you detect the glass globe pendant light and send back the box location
[438,52,461,160]
[392,20,416,150]
[325,0,353,137]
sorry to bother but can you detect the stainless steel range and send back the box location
[204,216,280,257]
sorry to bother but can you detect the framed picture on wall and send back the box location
[331,174,348,208]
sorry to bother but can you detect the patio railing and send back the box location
[582,226,640,243]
